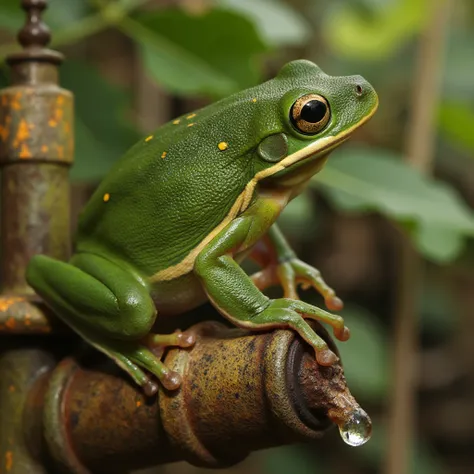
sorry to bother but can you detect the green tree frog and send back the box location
[26,60,378,395]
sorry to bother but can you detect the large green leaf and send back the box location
[322,0,427,60]
[59,60,140,182]
[216,0,311,47]
[0,0,91,33]
[314,147,474,263]
[126,8,268,98]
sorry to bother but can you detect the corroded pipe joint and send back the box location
[32,322,365,473]
[0,0,73,296]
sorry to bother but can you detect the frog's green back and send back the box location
[75,59,375,279]
[76,76,282,276]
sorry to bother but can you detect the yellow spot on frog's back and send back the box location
[5,450,13,471]
[186,113,196,119]
[161,151,167,159]
[218,141,228,151]
[145,135,153,142]
[251,98,257,103]
[103,193,110,202]
[173,119,180,125]
[187,123,195,127]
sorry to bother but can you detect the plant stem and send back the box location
[384,1,451,474]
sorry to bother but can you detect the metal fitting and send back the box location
[26,321,365,473]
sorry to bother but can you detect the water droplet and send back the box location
[338,408,372,447]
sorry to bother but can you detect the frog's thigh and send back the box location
[27,253,156,339]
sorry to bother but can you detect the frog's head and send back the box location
[249,60,378,193]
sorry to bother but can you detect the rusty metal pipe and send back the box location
[0,2,75,473]
[27,322,366,474]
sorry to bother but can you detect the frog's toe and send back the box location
[144,329,196,353]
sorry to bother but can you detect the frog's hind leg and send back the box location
[26,253,195,394]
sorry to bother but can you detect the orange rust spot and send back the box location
[56,145,64,159]
[5,318,16,330]
[19,143,32,159]
[0,297,24,312]
[173,119,180,125]
[57,96,65,106]
[187,123,195,127]
[186,113,196,119]
[0,125,8,142]
[11,92,21,110]
[136,400,142,407]
[145,135,153,142]
[8,385,15,393]
[48,119,58,128]
[1,95,8,106]
[5,451,13,471]
[103,193,110,202]
[16,119,30,142]
[64,122,71,133]
[41,145,48,153]
[161,151,167,159]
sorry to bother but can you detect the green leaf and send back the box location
[322,0,427,60]
[59,60,140,182]
[0,0,25,32]
[126,8,268,98]
[337,306,388,400]
[314,147,474,263]
[438,101,474,153]
[216,0,311,47]
[0,0,91,33]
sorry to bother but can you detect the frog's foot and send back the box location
[142,329,196,359]
[251,258,343,312]
[247,298,350,366]
[98,338,186,395]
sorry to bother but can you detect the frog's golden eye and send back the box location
[290,94,330,135]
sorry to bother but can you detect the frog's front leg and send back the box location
[26,253,195,395]
[250,224,344,312]
[194,198,350,366]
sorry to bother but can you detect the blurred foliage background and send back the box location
[1,0,474,473]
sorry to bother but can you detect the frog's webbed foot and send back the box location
[99,330,195,395]
[248,298,350,366]
[251,258,344,312]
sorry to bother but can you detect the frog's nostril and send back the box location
[355,84,364,96]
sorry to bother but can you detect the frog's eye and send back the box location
[290,94,330,135]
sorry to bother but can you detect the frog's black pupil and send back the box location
[300,100,326,123]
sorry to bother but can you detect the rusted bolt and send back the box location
[27,321,367,473]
